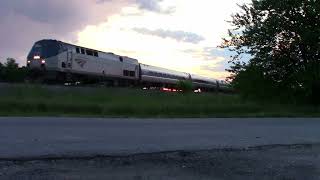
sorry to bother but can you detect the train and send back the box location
[26,39,229,91]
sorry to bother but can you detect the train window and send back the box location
[119,57,123,62]
[76,47,80,53]
[195,79,207,84]
[86,50,93,56]
[129,71,135,77]
[27,40,60,59]
[61,62,66,68]
[81,48,85,54]
[94,51,99,57]
[123,70,129,76]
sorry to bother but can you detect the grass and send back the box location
[0,84,319,117]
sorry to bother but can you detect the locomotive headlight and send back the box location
[27,60,31,64]
[34,55,41,60]
[41,60,46,64]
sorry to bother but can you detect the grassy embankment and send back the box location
[0,84,319,117]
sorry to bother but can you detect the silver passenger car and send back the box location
[140,64,190,86]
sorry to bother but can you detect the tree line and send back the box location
[0,58,28,83]
[222,0,320,105]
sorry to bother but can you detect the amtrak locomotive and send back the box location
[27,39,229,91]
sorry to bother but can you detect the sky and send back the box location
[0,0,249,80]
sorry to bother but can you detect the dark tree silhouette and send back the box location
[222,0,320,104]
[0,58,27,83]
[0,62,3,81]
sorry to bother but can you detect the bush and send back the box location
[0,58,28,83]
[176,80,193,93]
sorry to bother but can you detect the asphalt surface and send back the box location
[1,117,320,179]
[1,145,320,180]
[0,117,320,159]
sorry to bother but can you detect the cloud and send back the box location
[198,54,226,72]
[0,0,130,63]
[135,0,175,13]
[98,0,174,13]
[180,47,230,78]
[136,0,162,12]
[200,63,226,72]
[196,56,230,80]
[0,0,128,32]
[133,28,205,44]
[199,64,230,80]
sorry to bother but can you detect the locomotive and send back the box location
[27,39,229,91]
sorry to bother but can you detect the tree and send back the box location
[0,62,3,81]
[176,80,193,93]
[222,0,320,104]
[2,58,27,83]
[5,58,19,69]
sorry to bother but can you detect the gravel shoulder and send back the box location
[1,144,319,180]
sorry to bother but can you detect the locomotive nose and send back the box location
[27,56,46,70]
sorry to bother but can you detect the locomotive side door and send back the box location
[66,50,73,69]
[135,65,139,79]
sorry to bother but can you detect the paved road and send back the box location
[0,117,319,159]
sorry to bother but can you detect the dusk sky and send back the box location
[0,0,249,80]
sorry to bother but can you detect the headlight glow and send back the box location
[34,55,41,60]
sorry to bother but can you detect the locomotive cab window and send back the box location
[123,70,129,76]
[27,40,60,59]
[119,57,123,62]
[86,50,93,56]
[76,47,80,53]
[81,48,85,54]
[130,71,135,77]
[94,51,99,57]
